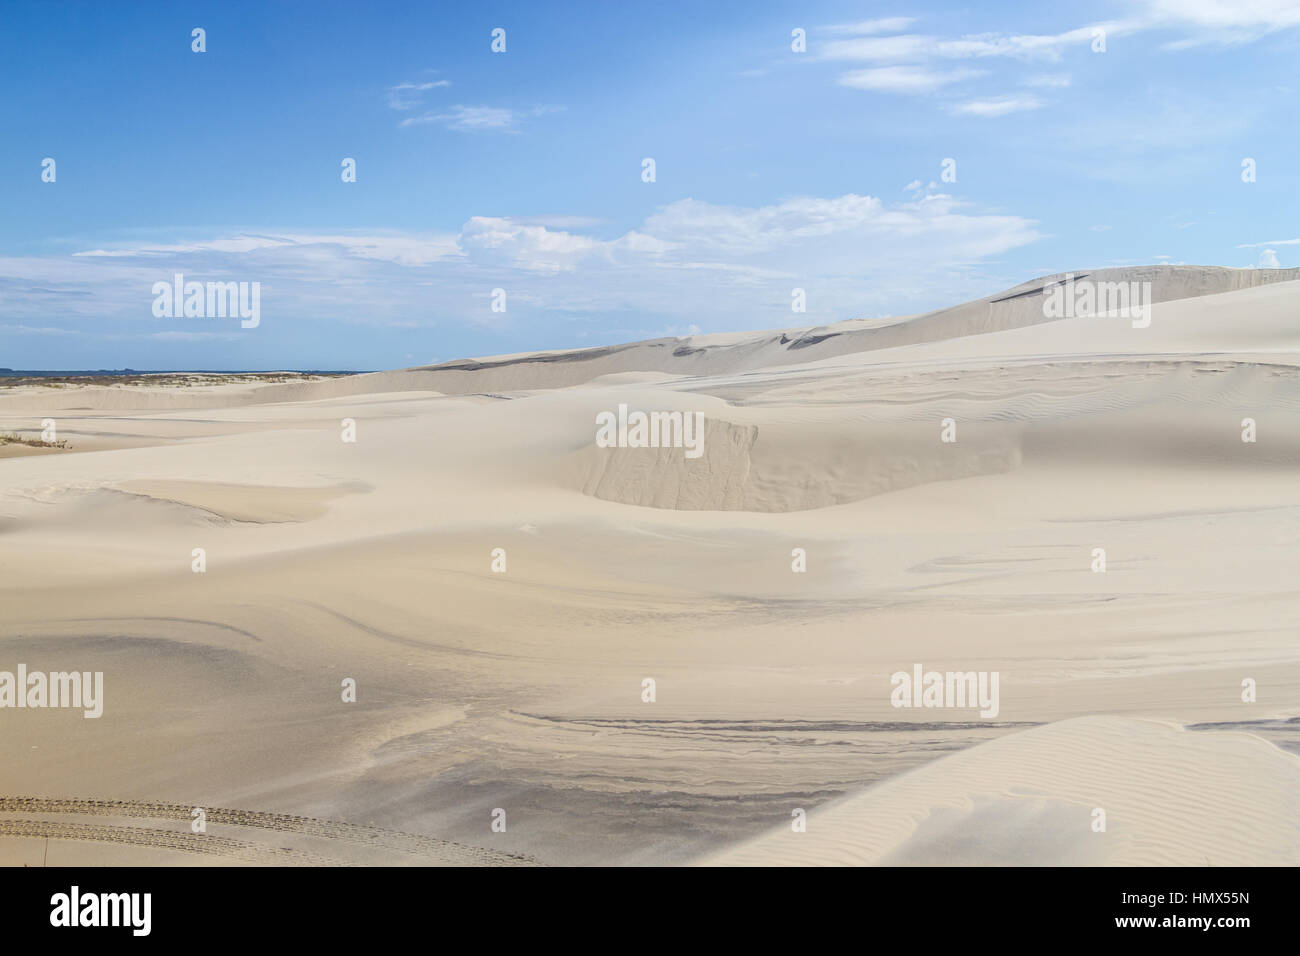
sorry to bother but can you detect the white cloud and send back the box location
[1259,248,1282,268]
[1024,73,1071,88]
[402,105,516,131]
[838,66,984,94]
[506,215,606,229]
[0,193,1044,332]
[816,20,1127,112]
[1142,0,1300,40]
[642,194,1042,263]
[818,24,1132,64]
[816,7,1300,114]
[76,233,462,267]
[75,235,295,257]
[400,104,560,132]
[949,95,1044,117]
[385,78,451,111]
[460,217,605,272]
[815,6,1298,65]
[823,17,917,36]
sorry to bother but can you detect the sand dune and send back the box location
[4,265,1295,417]
[703,716,1300,866]
[115,480,363,524]
[2,265,1298,865]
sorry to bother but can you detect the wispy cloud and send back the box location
[402,104,516,131]
[949,95,1044,117]
[817,25,1129,64]
[838,66,984,94]
[813,5,1300,118]
[385,78,451,111]
[506,216,606,229]
[0,193,1044,333]
[1143,0,1300,46]
[75,232,463,267]
[1237,237,1300,247]
[823,17,917,36]
[400,104,561,132]
[814,18,1130,115]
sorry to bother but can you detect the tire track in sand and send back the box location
[0,796,540,866]
[0,819,346,866]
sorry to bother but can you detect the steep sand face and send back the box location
[0,267,1297,865]
[573,415,1025,512]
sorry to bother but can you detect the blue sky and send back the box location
[2,0,1298,370]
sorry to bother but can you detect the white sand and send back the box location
[0,265,1297,865]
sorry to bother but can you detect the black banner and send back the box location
[0,866,1281,943]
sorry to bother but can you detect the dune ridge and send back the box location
[701,716,1300,866]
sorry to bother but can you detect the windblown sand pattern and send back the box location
[1,266,1298,865]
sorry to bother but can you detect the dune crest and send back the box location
[701,717,1300,866]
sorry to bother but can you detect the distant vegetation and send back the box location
[0,371,355,389]
[0,432,67,449]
